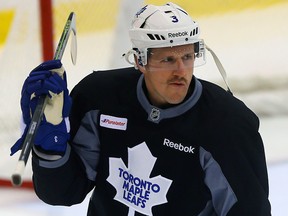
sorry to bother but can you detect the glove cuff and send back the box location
[33,146,63,161]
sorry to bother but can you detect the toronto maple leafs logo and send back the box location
[107,142,172,216]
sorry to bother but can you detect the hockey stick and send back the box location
[11,12,77,187]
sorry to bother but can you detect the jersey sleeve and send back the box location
[226,112,271,215]
[32,146,94,205]
[32,72,101,206]
[199,81,271,215]
[203,99,271,215]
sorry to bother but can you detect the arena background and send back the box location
[0,0,287,215]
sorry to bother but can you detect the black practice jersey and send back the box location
[32,67,271,216]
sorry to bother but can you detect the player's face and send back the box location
[139,44,195,107]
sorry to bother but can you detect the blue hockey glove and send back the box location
[10,60,72,159]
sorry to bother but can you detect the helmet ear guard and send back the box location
[194,39,206,67]
[123,48,147,69]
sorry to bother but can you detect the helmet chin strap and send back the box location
[205,45,232,94]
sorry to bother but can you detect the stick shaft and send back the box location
[12,12,76,187]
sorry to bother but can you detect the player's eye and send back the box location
[161,57,175,63]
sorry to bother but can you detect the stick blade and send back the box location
[70,12,77,65]
[71,32,77,65]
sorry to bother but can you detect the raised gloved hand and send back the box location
[10,60,72,159]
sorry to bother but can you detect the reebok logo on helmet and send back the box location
[168,31,188,38]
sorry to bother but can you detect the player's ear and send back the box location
[134,55,147,73]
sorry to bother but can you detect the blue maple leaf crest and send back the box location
[107,142,172,216]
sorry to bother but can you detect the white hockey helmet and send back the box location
[125,2,205,67]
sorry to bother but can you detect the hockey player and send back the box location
[11,2,271,216]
